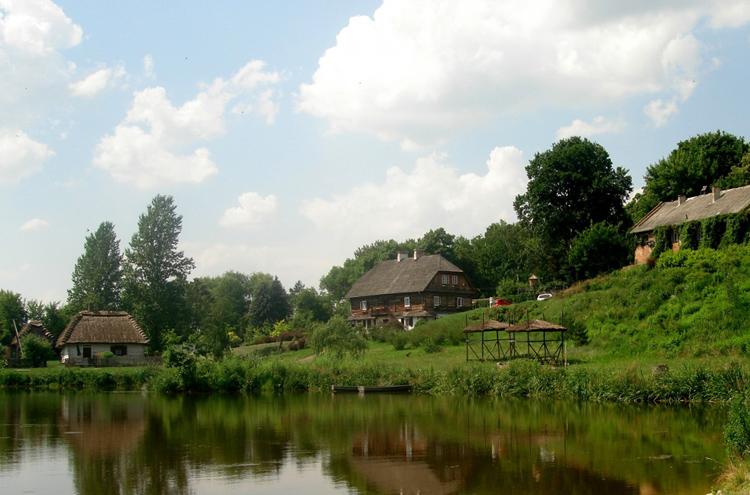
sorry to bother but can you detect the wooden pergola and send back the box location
[463,317,567,365]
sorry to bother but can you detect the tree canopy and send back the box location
[67,221,123,312]
[514,137,632,277]
[123,195,194,351]
[0,290,26,347]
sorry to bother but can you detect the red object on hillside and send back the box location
[492,298,512,306]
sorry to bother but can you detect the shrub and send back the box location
[308,317,368,360]
[20,334,54,367]
[726,390,750,460]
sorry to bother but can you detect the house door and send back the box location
[82,347,92,359]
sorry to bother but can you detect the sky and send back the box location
[2,0,750,304]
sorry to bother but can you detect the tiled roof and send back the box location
[56,311,150,347]
[345,254,468,299]
[631,185,750,234]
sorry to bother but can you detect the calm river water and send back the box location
[0,391,726,494]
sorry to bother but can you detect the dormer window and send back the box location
[360,301,367,311]
[452,275,458,285]
[441,275,449,285]
[404,297,411,308]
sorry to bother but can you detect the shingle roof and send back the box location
[631,185,750,234]
[56,311,150,347]
[11,320,54,346]
[345,254,469,299]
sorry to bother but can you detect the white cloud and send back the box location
[0,128,54,184]
[69,68,112,97]
[644,98,679,127]
[20,218,49,231]
[220,192,278,229]
[0,0,82,126]
[300,146,528,244]
[556,116,625,140]
[93,60,281,188]
[0,0,82,55]
[143,54,154,78]
[298,0,749,147]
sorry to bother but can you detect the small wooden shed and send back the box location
[9,320,55,364]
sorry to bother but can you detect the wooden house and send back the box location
[9,320,55,362]
[630,185,750,263]
[56,310,150,364]
[345,249,478,330]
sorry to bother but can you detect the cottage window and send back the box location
[111,345,127,356]
[434,296,441,307]
[670,230,680,244]
[404,296,410,308]
[452,275,458,285]
[457,297,464,308]
[441,275,449,285]
[360,301,367,311]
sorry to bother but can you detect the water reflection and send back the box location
[0,392,726,495]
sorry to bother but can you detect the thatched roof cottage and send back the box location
[56,311,150,364]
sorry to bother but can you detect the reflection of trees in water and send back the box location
[0,392,727,495]
[0,392,69,470]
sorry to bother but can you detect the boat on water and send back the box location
[331,385,413,393]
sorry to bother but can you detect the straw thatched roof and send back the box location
[630,185,750,234]
[505,319,567,333]
[462,320,511,333]
[345,254,472,299]
[56,311,149,347]
[11,320,54,346]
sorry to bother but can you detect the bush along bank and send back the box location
[2,357,748,402]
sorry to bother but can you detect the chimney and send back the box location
[712,186,722,203]
[677,195,686,206]
[413,249,425,260]
[87,303,94,312]
[396,251,409,262]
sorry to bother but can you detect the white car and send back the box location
[536,293,553,301]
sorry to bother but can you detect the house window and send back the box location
[82,347,91,359]
[404,296,410,308]
[434,296,441,307]
[441,274,449,285]
[452,275,458,285]
[360,301,367,311]
[670,230,680,245]
[111,345,127,356]
[457,297,464,308]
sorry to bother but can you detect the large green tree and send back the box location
[568,222,632,281]
[0,290,27,346]
[249,276,290,329]
[514,137,632,278]
[67,221,123,312]
[122,195,194,351]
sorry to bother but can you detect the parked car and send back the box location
[492,298,513,306]
[536,293,553,301]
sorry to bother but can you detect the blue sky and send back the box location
[2,0,750,304]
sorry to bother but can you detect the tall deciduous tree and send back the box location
[123,195,194,351]
[67,221,123,311]
[514,137,632,278]
[644,130,748,202]
[0,290,27,346]
[249,276,290,329]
